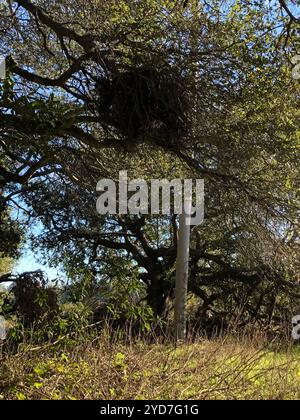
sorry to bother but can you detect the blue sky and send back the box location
[11,209,61,281]
[13,248,60,281]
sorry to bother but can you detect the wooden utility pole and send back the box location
[174,3,201,341]
[174,187,192,341]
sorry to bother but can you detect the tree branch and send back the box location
[16,0,96,49]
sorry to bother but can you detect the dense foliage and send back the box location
[0,1,299,335]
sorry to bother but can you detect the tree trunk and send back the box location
[146,271,168,317]
[174,189,192,341]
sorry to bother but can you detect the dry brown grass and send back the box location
[1,331,300,400]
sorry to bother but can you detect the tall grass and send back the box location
[1,325,300,400]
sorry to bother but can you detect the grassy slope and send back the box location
[1,336,300,400]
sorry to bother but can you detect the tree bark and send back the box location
[146,271,168,317]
